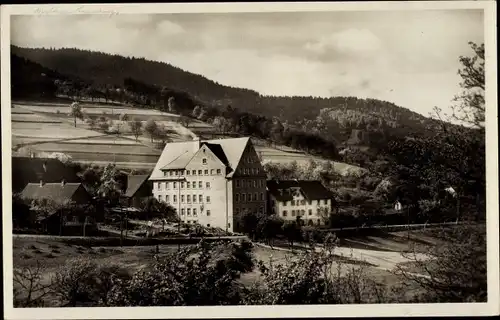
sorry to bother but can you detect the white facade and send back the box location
[150,137,266,232]
[267,182,334,226]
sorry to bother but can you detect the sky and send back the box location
[11,10,484,117]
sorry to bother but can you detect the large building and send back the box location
[267,180,335,226]
[149,137,267,232]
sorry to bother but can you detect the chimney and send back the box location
[39,180,44,187]
[192,136,201,152]
[42,161,47,173]
[61,179,66,187]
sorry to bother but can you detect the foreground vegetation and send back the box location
[13,222,485,307]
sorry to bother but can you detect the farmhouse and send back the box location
[267,180,335,226]
[20,180,96,235]
[12,156,80,193]
[123,174,152,208]
[149,137,267,232]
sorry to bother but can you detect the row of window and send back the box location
[180,208,211,216]
[156,181,211,191]
[163,168,222,177]
[234,179,265,188]
[234,207,264,215]
[157,194,211,204]
[282,208,321,217]
[182,220,231,229]
[239,167,260,175]
[281,199,329,207]
[235,192,265,202]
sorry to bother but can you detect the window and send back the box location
[236,194,240,202]
[193,195,197,203]
[193,208,197,216]
[165,195,170,203]
[169,171,173,176]
[301,210,305,216]
[173,195,177,203]
[166,182,170,189]
[181,195,185,203]
[228,223,231,228]
[291,200,295,206]
[236,180,240,187]
[181,182,185,189]
[206,196,211,203]
[187,208,191,216]
[210,169,214,175]
[217,169,221,175]
[283,210,287,217]
[301,200,305,205]
[163,171,167,177]
[174,171,178,176]
[181,208,185,216]
[199,195,203,203]
[198,170,202,175]
[253,193,257,201]
[187,195,191,203]
[292,210,296,216]
[308,209,312,216]
[235,208,240,215]
[187,182,191,189]
[192,180,196,189]
[253,180,257,188]
[248,193,252,202]
[202,158,207,164]
[260,193,264,201]
[198,181,202,189]
[259,207,263,214]
[207,210,211,216]
[173,182,177,189]
[204,169,209,175]
[158,195,163,202]
[186,170,190,175]
[242,194,246,202]
[284,201,288,207]
[247,180,252,187]
[206,182,211,189]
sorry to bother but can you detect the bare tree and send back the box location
[69,102,84,127]
[128,118,143,142]
[13,261,53,307]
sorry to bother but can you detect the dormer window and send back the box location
[202,158,207,165]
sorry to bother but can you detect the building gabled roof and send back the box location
[267,180,334,202]
[20,182,83,204]
[150,137,250,180]
[12,157,80,193]
[124,174,151,198]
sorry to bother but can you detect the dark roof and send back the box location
[124,174,150,198]
[12,157,80,193]
[267,180,334,202]
[20,182,83,204]
[203,142,230,167]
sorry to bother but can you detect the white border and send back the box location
[1,2,498,319]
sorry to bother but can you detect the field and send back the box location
[11,100,364,174]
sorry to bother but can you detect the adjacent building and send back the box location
[267,180,335,226]
[20,180,97,235]
[123,174,152,208]
[149,137,267,232]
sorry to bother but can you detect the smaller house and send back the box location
[20,180,97,235]
[267,180,336,226]
[122,174,152,208]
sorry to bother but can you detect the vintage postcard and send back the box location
[1,1,498,319]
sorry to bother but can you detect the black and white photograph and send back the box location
[1,1,498,319]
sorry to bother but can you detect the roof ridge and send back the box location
[162,150,192,169]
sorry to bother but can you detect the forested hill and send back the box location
[11,45,444,161]
[11,46,435,124]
